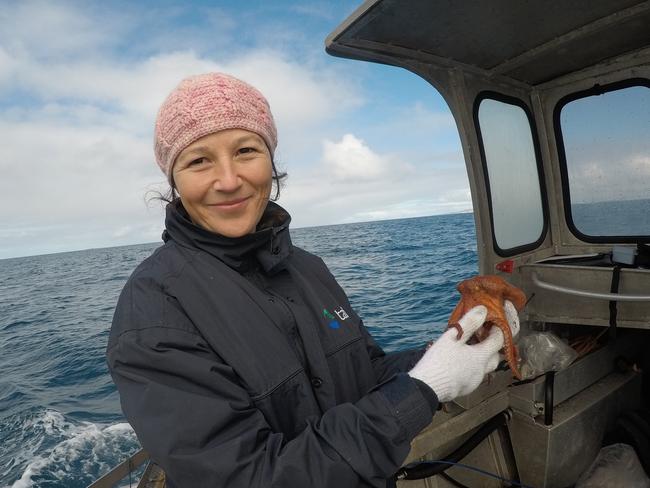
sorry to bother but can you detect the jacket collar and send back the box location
[163,199,292,275]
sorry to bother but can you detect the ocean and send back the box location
[0,212,477,487]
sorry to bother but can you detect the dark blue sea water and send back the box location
[0,213,477,487]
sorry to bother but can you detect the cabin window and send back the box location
[475,95,545,254]
[556,81,650,240]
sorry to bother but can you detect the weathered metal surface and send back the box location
[405,392,510,464]
[509,371,642,488]
[326,0,650,85]
[509,339,627,416]
[453,370,513,411]
[398,430,516,488]
[522,264,650,329]
[399,392,516,487]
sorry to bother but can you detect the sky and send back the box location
[560,86,650,205]
[0,0,471,259]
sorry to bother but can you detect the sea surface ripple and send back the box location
[0,213,477,487]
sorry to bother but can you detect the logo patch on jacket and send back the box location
[334,307,349,320]
[323,307,349,329]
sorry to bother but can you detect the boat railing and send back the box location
[532,272,650,301]
[86,449,165,488]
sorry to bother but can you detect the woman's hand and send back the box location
[408,302,519,402]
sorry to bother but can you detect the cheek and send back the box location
[174,172,207,203]
[252,163,274,195]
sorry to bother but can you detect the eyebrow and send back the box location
[180,134,265,160]
[180,145,210,157]
[233,134,264,145]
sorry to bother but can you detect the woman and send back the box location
[107,73,518,488]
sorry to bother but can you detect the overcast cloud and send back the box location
[0,1,468,259]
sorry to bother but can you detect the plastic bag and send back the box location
[576,443,650,488]
[518,331,578,380]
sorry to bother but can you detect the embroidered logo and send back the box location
[334,307,350,321]
[323,307,350,329]
[323,309,341,329]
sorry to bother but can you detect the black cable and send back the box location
[608,265,621,340]
[440,471,470,488]
[544,371,555,426]
[395,411,509,480]
[405,460,534,488]
[524,292,536,307]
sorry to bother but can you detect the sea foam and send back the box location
[6,409,139,488]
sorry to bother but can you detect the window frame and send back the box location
[553,78,650,243]
[473,91,549,257]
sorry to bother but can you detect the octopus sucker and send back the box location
[447,275,527,380]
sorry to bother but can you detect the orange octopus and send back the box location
[447,275,527,380]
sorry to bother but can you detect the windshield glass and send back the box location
[557,82,650,239]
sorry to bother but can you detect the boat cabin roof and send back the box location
[327,0,650,86]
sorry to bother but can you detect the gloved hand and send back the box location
[409,301,520,402]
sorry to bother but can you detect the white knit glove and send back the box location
[409,302,520,402]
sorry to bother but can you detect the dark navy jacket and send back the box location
[107,200,438,488]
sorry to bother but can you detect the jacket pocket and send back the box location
[251,368,321,439]
[326,336,378,403]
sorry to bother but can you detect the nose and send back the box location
[212,160,241,193]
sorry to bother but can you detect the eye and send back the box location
[188,157,207,166]
[238,146,256,155]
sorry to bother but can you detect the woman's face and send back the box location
[172,128,273,238]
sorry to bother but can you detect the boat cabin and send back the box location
[327,1,650,487]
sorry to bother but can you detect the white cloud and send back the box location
[0,46,15,85]
[6,47,362,138]
[226,54,363,131]
[350,198,472,223]
[0,1,118,58]
[7,51,217,131]
[439,188,472,204]
[569,154,650,203]
[1,0,362,134]
[322,134,401,181]
[631,154,650,172]
[0,118,166,236]
[280,134,469,226]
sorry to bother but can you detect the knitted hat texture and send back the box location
[154,72,277,180]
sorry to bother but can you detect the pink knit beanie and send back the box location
[154,72,278,180]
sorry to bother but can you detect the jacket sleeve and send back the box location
[107,301,436,488]
[359,321,427,383]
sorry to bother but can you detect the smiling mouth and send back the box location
[210,196,251,209]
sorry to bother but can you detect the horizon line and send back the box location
[0,209,474,261]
